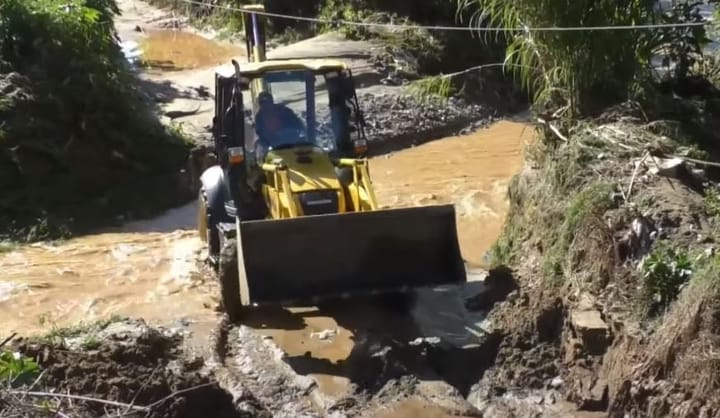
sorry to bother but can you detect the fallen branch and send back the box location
[598,130,636,151]
[670,154,720,168]
[627,151,650,200]
[537,118,568,142]
[20,370,46,401]
[0,333,17,349]
[124,366,159,415]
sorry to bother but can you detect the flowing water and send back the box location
[372,120,532,267]
[0,119,530,334]
[138,29,241,71]
[0,114,531,404]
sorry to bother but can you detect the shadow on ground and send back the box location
[237,272,515,397]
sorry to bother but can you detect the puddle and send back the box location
[371,121,533,267]
[139,30,241,71]
[371,399,469,418]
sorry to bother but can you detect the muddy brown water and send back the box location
[372,120,532,267]
[0,121,531,403]
[139,29,242,71]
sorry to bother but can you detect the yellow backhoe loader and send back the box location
[197,5,466,320]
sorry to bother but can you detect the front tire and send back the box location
[218,236,242,322]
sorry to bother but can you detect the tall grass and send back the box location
[458,0,715,116]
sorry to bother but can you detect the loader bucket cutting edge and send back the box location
[236,204,466,306]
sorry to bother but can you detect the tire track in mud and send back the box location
[206,288,500,417]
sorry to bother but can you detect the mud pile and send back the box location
[3,320,243,418]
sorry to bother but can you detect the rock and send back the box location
[409,336,441,346]
[690,168,707,182]
[570,309,610,355]
[576,293,596,311]
[579,377,608,411]
[293,374,317,394]
[310,329,337,340]
[465,265,518,311]
[550,377,564,389]
[648,156,685,177]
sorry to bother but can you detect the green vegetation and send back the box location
[461,0,717,116]
[407,76,456,102]
[0,350,39,387]
[542,182,615,285]
[704,186,720,217]
[0,0,193,242]
[641,243,694,313]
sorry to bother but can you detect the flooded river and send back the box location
[0,120,530,339]
[372,120,532,267]
[0,119,532,413]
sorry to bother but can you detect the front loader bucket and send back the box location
[236,204,466,306]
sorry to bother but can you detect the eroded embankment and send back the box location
[471,96,720,417]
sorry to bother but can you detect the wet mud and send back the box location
[6,320,241,418]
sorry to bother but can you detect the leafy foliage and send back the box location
[459,0,718,115]
[641,243,693,312]
[0,0,191,240]
[0,350,40,386]
[407,76,457,101]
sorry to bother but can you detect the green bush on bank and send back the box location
[463,0,717,116]
[0,0,192,241]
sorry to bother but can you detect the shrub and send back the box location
[460,0,717,115]
[641,243,693,312]
[0,0,191,239]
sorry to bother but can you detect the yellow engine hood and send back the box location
[266,146,341,192]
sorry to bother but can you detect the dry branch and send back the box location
[537,117,568,142]
[0,334,17,350]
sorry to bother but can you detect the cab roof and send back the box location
[215,59,349,79]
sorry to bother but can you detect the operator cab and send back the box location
[213,59,368,167]
[210,59,369,220]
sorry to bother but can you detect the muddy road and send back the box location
[1,1,539,416]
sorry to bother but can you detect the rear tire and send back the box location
[218,236,242,322]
